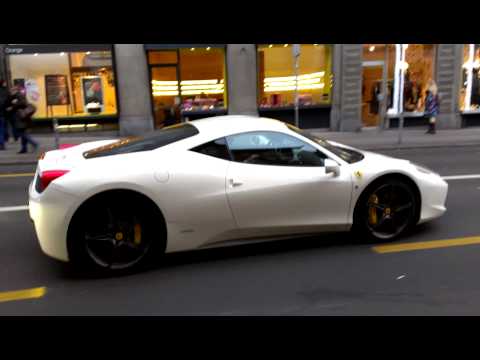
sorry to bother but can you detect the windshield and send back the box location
[286,124,364,164]
[83,123,199,159]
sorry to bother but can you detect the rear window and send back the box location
[83,123,199,159]
[190,138,231,161]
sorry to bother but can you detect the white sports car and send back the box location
[29,115,448,272]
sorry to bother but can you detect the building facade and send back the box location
[2,44,479,135]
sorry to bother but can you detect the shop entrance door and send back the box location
[361,62,384,127]
[150,65,181,129]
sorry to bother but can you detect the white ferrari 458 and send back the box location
[29,115,448,272]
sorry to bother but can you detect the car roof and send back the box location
[187,115,290,139]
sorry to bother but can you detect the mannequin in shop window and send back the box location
[403,71,421,112]
[471,67,480,109]
[369,82,381,115]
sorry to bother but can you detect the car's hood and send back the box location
[327,140,410,165]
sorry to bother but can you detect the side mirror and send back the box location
[324,159,340,177]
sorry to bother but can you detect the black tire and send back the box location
[67,192,165,274]
[353,178,418,243]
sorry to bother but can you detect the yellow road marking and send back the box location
[0,173,35,178]
[0,287,46,304]
[373,236,480,254]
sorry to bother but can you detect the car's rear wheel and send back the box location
[68,193,164,274]
[354,178,418,243]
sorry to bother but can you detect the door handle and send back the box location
[229,178,243,187]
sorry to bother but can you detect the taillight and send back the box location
[39,170,69,192]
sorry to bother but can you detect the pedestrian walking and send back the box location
[425,79,440,134]
[5,86,19,143]
[0,80,7,150]
[6,86,38,153]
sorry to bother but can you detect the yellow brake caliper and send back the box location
[368,194,379,225]
[134,222,142,245]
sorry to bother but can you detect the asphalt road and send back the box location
[1,146,480,315]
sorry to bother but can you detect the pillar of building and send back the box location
[114,44,154,136]
[329,44,343,131]
[335,44,363,132]
[436,44,463,129]
[226,44,259,117]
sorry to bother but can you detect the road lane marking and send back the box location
[0,206,29,213]
[373,235,480,254]
[442,174,480,181]
[0,287,46,304]
[0,173,35,178]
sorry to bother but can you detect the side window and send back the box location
[191,137,231,161]
[226,131,327,166]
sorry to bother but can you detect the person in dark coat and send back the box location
[6,86,38,153]
[424,79,440,134]
[4,86,19,143]
[0,80,7,150]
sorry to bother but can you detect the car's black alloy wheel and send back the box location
[83,206,151,270]
[68,193,163,273]
[355,179,417,242]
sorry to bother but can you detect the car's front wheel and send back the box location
[68,192,164,274]
[353,178,418,243]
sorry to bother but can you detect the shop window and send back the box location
[8,49,118,120]
[148,51,178,65]
[148,47,227,129]
[374,44,436,116]
[257,44,332,109]
[361,44,396,126]
[402,44,436,113]
[460,44,480,112]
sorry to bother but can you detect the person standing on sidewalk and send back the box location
[0,80,7,150]
[6,86,38,154]
[425,79,440,134]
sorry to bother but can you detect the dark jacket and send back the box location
[8,92,30,130]
[0,87,8,117]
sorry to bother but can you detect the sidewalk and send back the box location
[1,127,480,166]
[0,131,118,166]
[310,127,480,151]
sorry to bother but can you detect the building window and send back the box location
[148,47,227,128]
[361,44,396,126]
[387,44,436,115]
[7,49,118,120]
[461,44,480,112]
[257,44,333,109]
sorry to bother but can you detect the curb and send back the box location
[353,142,480,151]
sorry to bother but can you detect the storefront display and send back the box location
[81,76,104,113]
[361,44,396,126]
[386,44,436,116]
[5,45,118,122]
[460,44,480,112]
[257,44,332,109]
[147,46,227,128]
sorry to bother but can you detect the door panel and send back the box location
[226,162,353,235]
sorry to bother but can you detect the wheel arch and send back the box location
[353,172,422,226]
[66,188,168,258]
